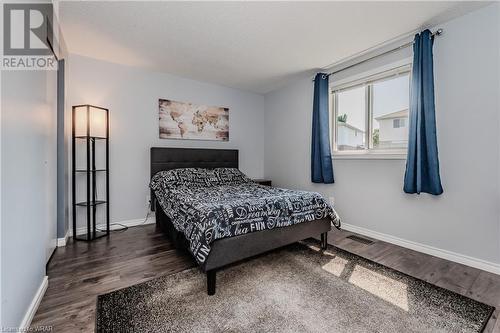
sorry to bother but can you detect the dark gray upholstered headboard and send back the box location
[150,147,238,176]
[150,147,239,210]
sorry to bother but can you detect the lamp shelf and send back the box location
[75,200,107,207]
[74,230,108,242]
[75,169,107,173]
[75,135,107,140]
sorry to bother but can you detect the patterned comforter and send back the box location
[150,168,340,265]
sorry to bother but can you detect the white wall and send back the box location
[264,4,500,267]
[1,69,57,326]
[68,55,265,226]
[337,124,364,149]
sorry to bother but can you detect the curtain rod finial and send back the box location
[435,28,443,36]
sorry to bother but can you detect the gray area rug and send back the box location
[96,241,493,332]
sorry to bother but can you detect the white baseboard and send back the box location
[19,276,48,330]
[56,229,69,247]
[341,223,500,275]
[67,214,156,239]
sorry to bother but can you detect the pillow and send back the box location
[150,167,251,191]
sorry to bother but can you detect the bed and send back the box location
[150,147,340,295]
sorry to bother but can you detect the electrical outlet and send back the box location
[328,196,335,206]
[146,195,151,207]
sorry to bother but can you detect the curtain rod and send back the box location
[316,28,443,80]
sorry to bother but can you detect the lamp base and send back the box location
[73,230,109,242]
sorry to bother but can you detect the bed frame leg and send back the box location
[321,232,328,250]
[207,270,216,296]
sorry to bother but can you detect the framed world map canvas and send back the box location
[159,99,229,141]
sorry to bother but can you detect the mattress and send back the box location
[150,167,340,265]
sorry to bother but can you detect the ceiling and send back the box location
[59,1,489,94]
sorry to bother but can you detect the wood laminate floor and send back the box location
[31,224,500,332]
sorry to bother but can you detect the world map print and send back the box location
[150,168,341,267]
[159,99,229,141]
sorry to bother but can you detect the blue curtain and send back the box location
[311,73,334,184]
[403,30,443,195]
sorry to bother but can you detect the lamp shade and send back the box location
[74,105,108,138]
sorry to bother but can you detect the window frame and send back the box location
[331,64,411,160]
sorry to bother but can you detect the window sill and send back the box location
[333,151,407,160]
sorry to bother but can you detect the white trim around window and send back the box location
[333,150,407,160]
[331,64,411,160]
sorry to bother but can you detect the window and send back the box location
[393,118,405,128]
[332,66,410,156]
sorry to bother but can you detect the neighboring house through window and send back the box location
[376,111,408,148]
